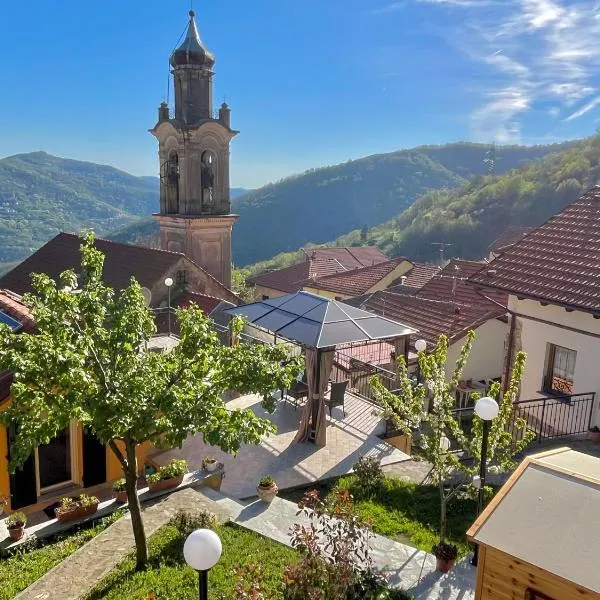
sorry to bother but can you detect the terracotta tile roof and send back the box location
[488,226,533,254]
[0,289,35,332]
[176,292,223,314]
[248,246,389,293]
[309,257,408,296]
[0,232,186,296]
[471,187,600,314]
[358,290,505,347]
[389,262,440,293]
[419,259,508,308]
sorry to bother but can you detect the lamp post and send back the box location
[184,528,222,600]
[471,395,499,566]
[164,277,173,336]
[414,338,427,384]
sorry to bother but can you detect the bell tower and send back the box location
[151,10,238,289]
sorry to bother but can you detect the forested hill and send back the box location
[329,134,600,263]
[0,151,159,266]
[231,141,572,265]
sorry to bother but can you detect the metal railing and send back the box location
[451,392,596,446]
[330,348,398,405]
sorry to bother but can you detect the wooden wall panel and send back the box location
[477,546,599,600]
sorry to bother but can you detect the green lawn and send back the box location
[0,511,123,600]
[282,475,487,558]
[86,522,297,600]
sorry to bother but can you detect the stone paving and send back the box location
[151,392,412,499]
[202,488,476,599]
[14,487,230,600]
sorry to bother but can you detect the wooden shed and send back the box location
[467,447,600,600]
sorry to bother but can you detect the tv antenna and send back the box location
[432,242,453,264]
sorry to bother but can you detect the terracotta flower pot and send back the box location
[7,525,25,541]
[588,429,600,443]
[114,491,128,504]
[436,557,455,573]
[56,503,99,523]
[257,483,278,503]
[148,475,184,494]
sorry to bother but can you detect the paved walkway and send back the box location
[203,488,476,599]
[15,487,230,600]
[151,392,412,499]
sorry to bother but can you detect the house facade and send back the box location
[471,187,600,432]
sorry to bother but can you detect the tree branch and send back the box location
[108,439,127,470]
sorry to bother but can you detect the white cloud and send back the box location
[565,96,600,121]
[372,2,406,14]
[418,0,600,139]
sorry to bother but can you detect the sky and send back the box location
[2,0,600,188]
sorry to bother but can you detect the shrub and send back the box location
[6,511,26,528]
[172,509,218,535]
[352,456,384,498]
[112,478,126,492]
[147,459,188,483]
[259,476,275,487]
[56,495,99,514]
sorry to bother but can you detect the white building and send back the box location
[471,187,600,435]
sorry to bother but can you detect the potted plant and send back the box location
[6,511,27,541]
[588,426,600,443]
[0,496,7,518]
[147,458,187,493]
[112,478,128,503]
[55,494,99,522]
[257,475,278,503]
[202,456,218,472]
[432,541,458,573]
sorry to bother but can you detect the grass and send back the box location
[0,511,123,600]
[282,475,489,558]
[86,521,297,599]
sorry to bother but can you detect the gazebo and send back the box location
[225,291,416,446]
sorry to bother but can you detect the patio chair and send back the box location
[286,379,309,410]
[324,380,349,417]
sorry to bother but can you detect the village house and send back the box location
[354,259,508,406]
[249,247,438,301]
[467,447,600,599]
[471,187,600,436]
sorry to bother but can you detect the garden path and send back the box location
[202,488,476,599]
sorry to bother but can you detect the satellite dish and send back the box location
[140,287,152,307]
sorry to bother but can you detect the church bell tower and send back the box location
[151,10,238,289]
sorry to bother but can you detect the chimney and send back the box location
[158,102,169,121]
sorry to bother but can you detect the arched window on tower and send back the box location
[165,151,180,214]
[201,150,216,213]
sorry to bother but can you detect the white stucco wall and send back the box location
[446,318,508,382]
[509,296,600,427]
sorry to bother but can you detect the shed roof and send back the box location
[225,291,416,348]
[467,448,600,593]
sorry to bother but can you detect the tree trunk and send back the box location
[125,440,148,570]
[439,482,447,543]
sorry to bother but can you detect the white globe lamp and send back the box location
[164,277,174,287]
[184,529,222,600]
[439,435,451,453]
[415,339,427,353]
[474,396,499,421]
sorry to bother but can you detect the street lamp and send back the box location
[164,277,173,336]
[471,395,499,566]
[184,528,222,600]
[414,339,427,384]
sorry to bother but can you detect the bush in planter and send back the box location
[259,476,276,488]
[55,494,99,521]
[432,541,458,573]
[6,511,27,540]
[112,478,128,503]
[147,459,188,492]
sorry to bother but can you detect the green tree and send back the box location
[231,266,255,303]
[372,332,534,558]
[0,233,302,569]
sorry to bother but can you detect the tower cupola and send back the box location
[170,10,215,69]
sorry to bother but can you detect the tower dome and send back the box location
[170,10,215,68]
